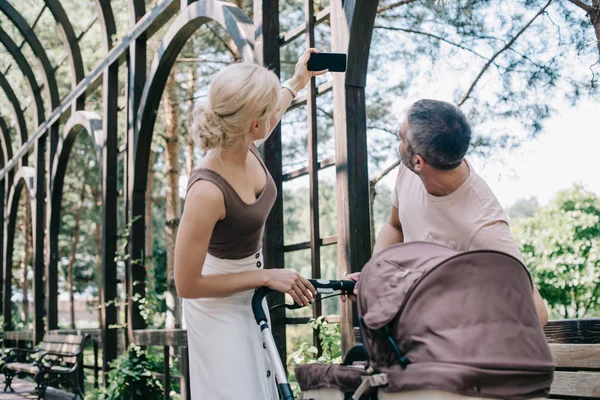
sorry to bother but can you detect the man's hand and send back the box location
[341,272,360,303]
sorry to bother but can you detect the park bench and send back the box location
[545,319,600,399]
[1,333,89,399]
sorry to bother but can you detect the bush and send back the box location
[85,345,164,400]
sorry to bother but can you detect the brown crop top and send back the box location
[185,144,277,260]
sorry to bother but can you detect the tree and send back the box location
[513,185,600,319]
[507,196,540,222]
[163,71,182,329]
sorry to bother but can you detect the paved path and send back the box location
[0,375,73,399]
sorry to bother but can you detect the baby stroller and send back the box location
[252,242,555,400]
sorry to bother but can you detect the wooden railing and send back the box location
[132,329,191,400]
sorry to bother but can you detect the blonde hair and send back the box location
[192,63,281,152]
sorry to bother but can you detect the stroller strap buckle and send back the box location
[369,373,388,387]
[352,373,388,399]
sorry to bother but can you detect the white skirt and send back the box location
[183,250,278,400]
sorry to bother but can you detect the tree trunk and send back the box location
[67,176,88,329]
[146,150,156,295]
[21,197,32,325]
[163,71,182,329]
[186,67,197,177]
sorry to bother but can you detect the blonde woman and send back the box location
[174,49,327,399]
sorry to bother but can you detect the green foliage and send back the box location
[513,185,600,319]
[287,317,343,396]
[85,345,164,400]
[288,317,343,366]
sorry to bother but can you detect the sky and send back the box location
[376,96,600,210]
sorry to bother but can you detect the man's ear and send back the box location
[413,154,425,172]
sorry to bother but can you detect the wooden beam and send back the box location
[283,235,337,253]
[132,329,188,347]
[288,80,333,111]
[279,6,331,46]
[282,156,335,182]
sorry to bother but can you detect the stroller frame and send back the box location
[252,279,356,400]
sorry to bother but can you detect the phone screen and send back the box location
[307,53,347,72]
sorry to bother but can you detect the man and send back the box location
[346,99,548,325]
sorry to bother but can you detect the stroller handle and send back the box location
[252,279,356,324]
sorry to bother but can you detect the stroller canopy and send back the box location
[297,242,554,399]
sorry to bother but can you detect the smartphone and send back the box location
[307,52,347,72]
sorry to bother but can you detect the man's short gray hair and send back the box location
[406,99,471,170]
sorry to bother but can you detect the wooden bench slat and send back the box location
[550,371,600,398]
[550,344,600,369]
[545,319,600,344]
[5,362,39,374]
[42,334,85,345]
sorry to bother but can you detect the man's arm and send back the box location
[373,205,404,255]
[470,222,549,326]
[341,204,404,302]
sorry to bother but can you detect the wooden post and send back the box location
[102,61,120,375]
[0,178,4,319]
[254,0,287,366]
[2,182,12,333]
[304,0,323,350]
[33,135,46,344]
[125,4,147,349]
[180,347,191,400]
[163,346,171,400]
[46,119,60,333]
[330,0,380,353]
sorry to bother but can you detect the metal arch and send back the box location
[45,0,85,109]
[94,0,117,52]
[0,2,60,110]
[0,117,13,168]
[51,111,104,193]
[0,117,14,187]
[47,111,103,331]
[0,72,28,149]
[128,0,145,24]
[133,0,255,194]
[126,0,255,339]
[0,27,46,126]
[3,166,36,332]
[6,167,36,220]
